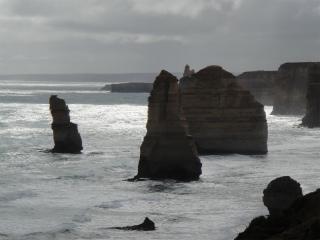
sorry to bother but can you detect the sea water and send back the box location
[0,77,319,240]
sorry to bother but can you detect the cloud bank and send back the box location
[0,0,319,74]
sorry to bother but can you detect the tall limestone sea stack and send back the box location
[272,62,320,115]
[180,65,268,154]
[49,95,83,153]
[302,64,320,128]
[135,70,202,181]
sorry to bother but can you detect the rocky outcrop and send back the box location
[110,217,156,231]
[302,65,320,128]
[237,71,278,105]
[135,70,202,181]
[180,65,268,155]
[101,82,153,92]
[272,62,320,115]
[235,177,320,240]
[263,176,303,218]
[49,95,83,153]
[183,64,195,77]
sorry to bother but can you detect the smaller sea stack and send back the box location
[135,70,202,181]
[49,95,83,153]
[302,65,320,128]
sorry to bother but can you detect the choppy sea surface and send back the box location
[0,77,319,240]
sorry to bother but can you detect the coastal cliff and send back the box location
[272,62,320,115]
[237,71,278,105]
[302,64,320,127]
[180,65,268,154]
[135,70,202,181]
[101,82,153,92]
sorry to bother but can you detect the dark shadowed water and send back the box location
[0,77,319,240]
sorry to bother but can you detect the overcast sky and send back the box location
[0,0,320,74]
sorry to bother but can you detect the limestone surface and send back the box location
[180,65,268,154]
[302,65,320,128]
[135,70,202,181]
[49,95,83,153]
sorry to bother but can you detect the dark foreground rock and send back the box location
[135,70,202,181]
[180,65,268,155]
[263,176,303,218]
[272,62,320,115]
[235,177,320,240]
[302,65,320,128]
[237,71,278,105]
[49,95,83,153]
[101,82,153,93]
[110,217,155,231]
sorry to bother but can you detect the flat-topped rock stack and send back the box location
[180,65,268,154]
[272,62,320,115]
[49,95,83,153]
[302,65,320,128]
[135,70,202,181]
[237,71,278,106]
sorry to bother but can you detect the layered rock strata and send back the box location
[49,95,83,153]
[235,177,320,240]
[180,65,268,154]
[237,71,278,105]
[302,65,320,128]
[272,62,320,115]
[135,70,202,181]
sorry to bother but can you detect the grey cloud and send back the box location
[0,0,320,74]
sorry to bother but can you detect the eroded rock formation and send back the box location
[237,71,278,105]
[302,65,320,128]
[110,217,156,231]
[235,177,320,240]
[49,95,83,153]
[272,62,320,115]
[183,64,195,78]
[180,65,268,154]
[263,176,303,218]
[135,70,202,181]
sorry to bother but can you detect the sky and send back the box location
[0,0,320,74]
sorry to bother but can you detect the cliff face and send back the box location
[135,70,202,181]
[180,65,268,155]
[49,95,83,153]
[237,71,278,105]
[272,62,320,115]
[302,65,320,128]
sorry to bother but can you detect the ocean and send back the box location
[0,75,319,240]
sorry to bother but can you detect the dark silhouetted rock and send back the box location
[302,65,320,128]
[135,70,202,181]
[101,82,153,93]
[263,176,303,218]
[235,177,320,240]
[180,65,268,155]
[111,217,156,231]
[49,95,83,153]
[237,71,278,105]
[272,62,320,115]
